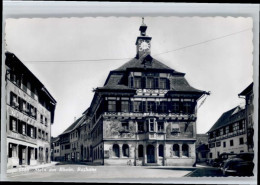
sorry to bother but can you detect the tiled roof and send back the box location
[169,76,204,93]
[208,106,245,133]
[97,74,135,91]
[238,82,253,96]
[60,115,84,135]
[196,134,208,145]
[113,56,176,72]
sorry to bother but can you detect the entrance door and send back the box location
[27,148,31,165]
[147,145,155,163]
[19,146,26,165]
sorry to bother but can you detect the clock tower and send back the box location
[136,18,152,59]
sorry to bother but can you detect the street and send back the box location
[4,163,224,182]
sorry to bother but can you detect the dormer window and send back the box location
[134,77,142,88]
[159,78,167,89]
[146,77,154,89]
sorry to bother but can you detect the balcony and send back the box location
[103,112,196,121]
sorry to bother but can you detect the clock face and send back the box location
[139,40,150,51]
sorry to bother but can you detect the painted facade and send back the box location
[5,52,56,169]
[80,22,209,166]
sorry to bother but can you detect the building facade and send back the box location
[80,22,208,166]
[238,83,254,152]
[195,134,209,163]
[59,115,85,162]
[5,52,56,169]
[51,137,61,161]
[207,106,247,159]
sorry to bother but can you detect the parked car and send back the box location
[221,153,254,176]
[217,153,238,168]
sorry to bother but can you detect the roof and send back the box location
[238,82,253,96]
[51,136,60,142]
[60,115,85,135]
[208,106,245,133]
[169,76,205,93]
[196,134,208,145]
[96,73,135,91]
[112,55,180,72]
[5,52,57,104]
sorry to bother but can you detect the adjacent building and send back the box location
[195,134,209,163]
[59,115,85,162]
[79,21,209,166]
[238,82,254,152]
[5,52,56,169]
[207,106,247,159]
[51,136,61,161]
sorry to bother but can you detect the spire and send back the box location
[139,17,147,36]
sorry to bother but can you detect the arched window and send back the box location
[122,144,129,157]
[173,144,180,157]
[113,144,120,157]
[159,144,164,157]
[182,144,189,157]
[138,145,143,157]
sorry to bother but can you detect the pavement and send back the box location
[3,162,225,182]
[6,162,59,174]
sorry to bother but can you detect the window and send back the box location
[209,143,215,148]
[108,101,116,112]
[134,77,142,88]
[30,127,34,138]
[157,122,164,132]
[159,144,164,157]
[173,144,180,157]
[239,137,244,145]
[38,129,41,139]
[159,78,167,89]
[40,115,43,123]
[138,145,143,157]
[137,122,144,132]
[172,102,180,113]
[10,116,17,132]
[46,133,48,141]
[112,144,120,157]
[149,119,154,132]
[147,101,155,112]
[122,122,129,131]
[158,101,168,113]
[22,124,26,135]
[229,124,233,132]
[182,144,189,157]
[239,121,245,130]
[121,101,129,112]
[230,140,234,146]
[133,101,142,112]
[223,141,226,148]
[45,118,48,126]
[146,77,154,88]
[10,92,18,108]
[183,102,193,114]
[122,144,129,157]
[8,143,17,158]
[216,142,221,147]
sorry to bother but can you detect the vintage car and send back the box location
[221,153,254,176]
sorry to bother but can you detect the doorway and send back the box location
[147,145,155,163]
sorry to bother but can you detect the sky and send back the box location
[5,17,253,137]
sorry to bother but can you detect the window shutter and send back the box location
[166,79,170,89]
[10,118,13,131]
[142,101,146,112]
[141,77,146,89]
[155,78,159,89]
[116,100,121,112]
[103,100,108,112]
[130,77,134,88]
[129,101,133,112]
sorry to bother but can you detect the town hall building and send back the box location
[82,20,209,166]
